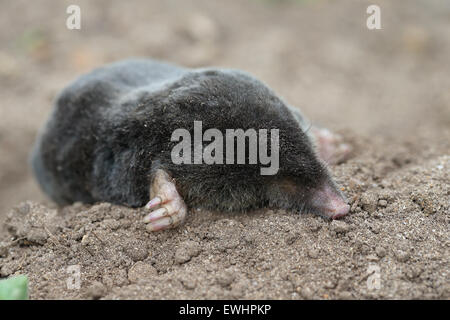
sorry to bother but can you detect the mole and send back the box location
[31,59,352,232]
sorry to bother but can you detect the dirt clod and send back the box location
[128,261,157,283]
[375,246,387,258]
[174,240,201,264]
[216,269,236,287]
[331,220,349,234]
[86,281,107,300]
[395,250,411,263]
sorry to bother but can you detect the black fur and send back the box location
[31,59,341,215]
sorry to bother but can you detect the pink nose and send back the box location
[310,183,350,219]
[329,202,350,219]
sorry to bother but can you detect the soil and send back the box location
[0,0,449,299]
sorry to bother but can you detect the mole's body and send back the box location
[31,59,351,231]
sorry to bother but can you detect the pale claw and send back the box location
[147,217,176,232]
[145,205,186,231]
[143,207,167,223]
[145,196,162,209]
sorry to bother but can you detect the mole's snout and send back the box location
[310,183,350,219]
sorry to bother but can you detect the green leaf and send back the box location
[0,275,29,300]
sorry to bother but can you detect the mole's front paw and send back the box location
[143,169,187,232]
[312,127,352,165]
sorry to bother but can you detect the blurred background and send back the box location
[0,0,449,219]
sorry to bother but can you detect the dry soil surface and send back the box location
[0,0,449,299]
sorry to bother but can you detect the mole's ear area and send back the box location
[274,178,300,195]
[266,177,309,208]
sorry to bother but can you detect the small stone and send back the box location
[331,220,349,233]
[230,281,246,299]
[375,246,387,258]
[338,291,353,299]
[396,250,410,262]
[100,218,121,230]
[0,263,16,277]
[205,263,218,273]
[27,228,48,244]
[180,276,197,290]
[405,267,423,280]
[411,193,435,215]
[324,280,336,289]
[438,283,450,298]
[124,241,148,262]
[366,254,379,262]
[0,242,8,257]
[128,261,157,283]
[299,286,314,299]
[369,223,380,234]
[360,192,378,213]
[174,240,200,264]
[103,269,128,287]
[285,234,299,245]
[378,200,388,207]
[307,248,319,259]
[81,234,90,246]
[101,274,114,288]
[86,281,106,300]
[372,211,384,219]
[216,270,235,287]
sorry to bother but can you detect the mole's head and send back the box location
[267,157,350,219]
[159,69,350,219]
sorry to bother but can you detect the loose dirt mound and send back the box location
[1,144,448,299]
